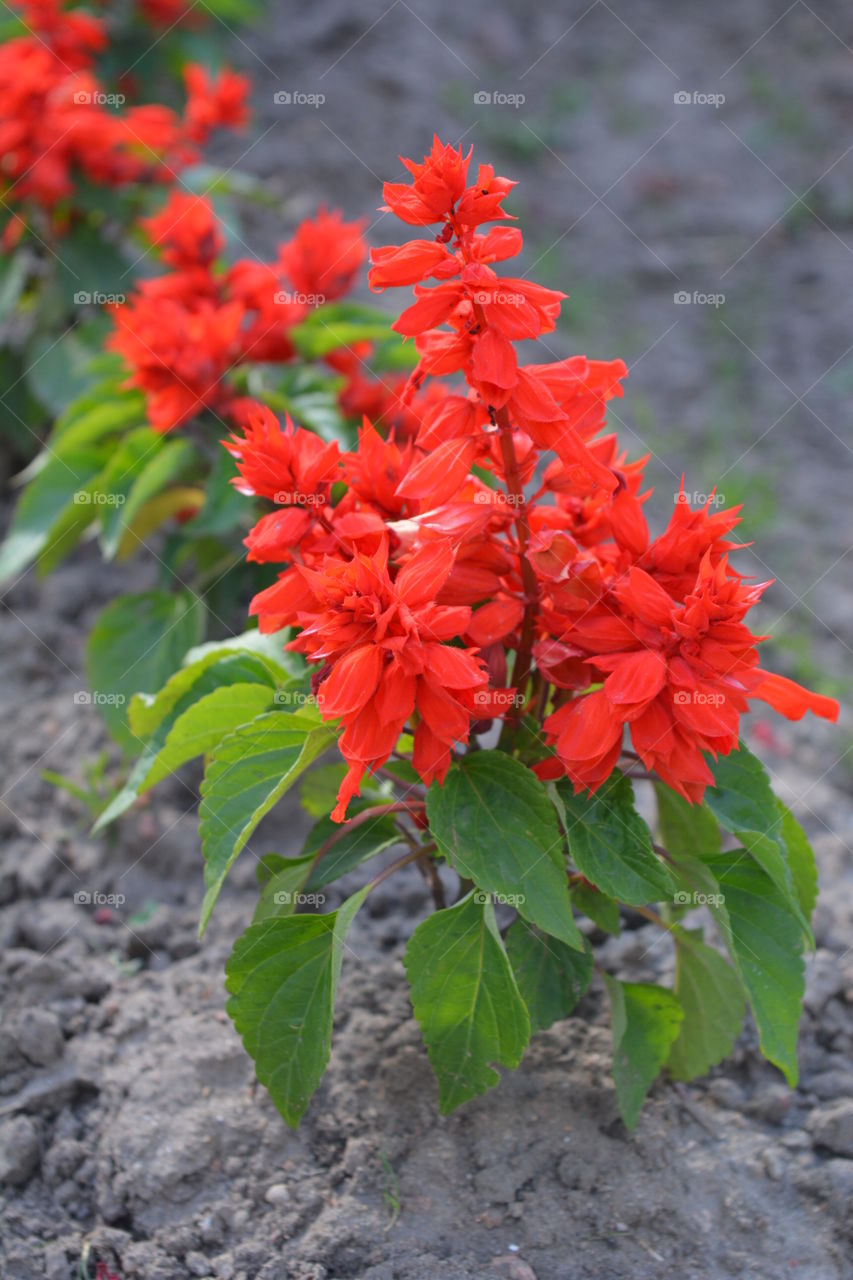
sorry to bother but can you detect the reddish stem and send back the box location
[495,404,539,709]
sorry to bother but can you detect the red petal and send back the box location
[395,539,456,606]
[318,645,383,717]
[604,651,667,706]
[750,671,839,723]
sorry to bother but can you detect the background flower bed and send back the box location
[1,1,852,1278]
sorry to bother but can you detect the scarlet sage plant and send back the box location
[106,138,839,1130]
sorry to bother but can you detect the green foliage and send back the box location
[427,751,583,949]
[85,590,205,753]
[603,977,684,1129]
[558,773,674,905]
[226,887,368,1128]
[404,894,530,1112]
[199,710,337,933]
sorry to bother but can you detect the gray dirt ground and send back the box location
[2,1,853,1277]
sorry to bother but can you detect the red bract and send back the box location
[108,199,367,430]
[0,0,248,243]
[289,539,488,820]
[232,136,838,820]
[278,207,367,303]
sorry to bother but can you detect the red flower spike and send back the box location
[231,136,839,815]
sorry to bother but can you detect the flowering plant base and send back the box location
[100,137,838,1128]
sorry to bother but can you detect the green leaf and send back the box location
[571,882,621,934]
[302,808,402,889]
[505,922,593,1033]
[404,893,530,1113]
[182,627,301,680]
[558,774,674,906]
[778,805,818,918]
[252,855,317,923]
[603,977,684,1130]
[427,751,583,949]
[667,928,745,1081]
[182,443,247,538]
[101,436,195,558]
[24,323,109,416]
[0,447,105,583]
[706,746,810,937]
[85,590,205,752]
[702,850,806,1085]
[655,784,721,860]
[48,389,146,454]
[129,645,289,740]
[300,763,350,818]
[289,302,393,359]
[226,885,368,1127]
[198,710,337,933]
[255,365,349,445]
[96,676,278,829]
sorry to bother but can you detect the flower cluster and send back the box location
[230,137,838,821]
[109,195,367,430]
[0,0,248,247]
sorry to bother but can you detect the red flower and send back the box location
[231,136,839,818]
[225,404,341,505]
[289,539,487,819]
[278,208,367,303]
[141,192,224,269]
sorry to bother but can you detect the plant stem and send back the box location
[495,403,539,708]
[368,847,425,890]
[305,800,426,883]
